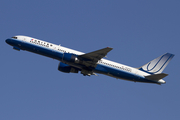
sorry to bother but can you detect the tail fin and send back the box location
[139,53,174,74]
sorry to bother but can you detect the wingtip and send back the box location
[107,47,113,49]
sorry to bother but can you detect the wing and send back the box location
[78,47,113,67]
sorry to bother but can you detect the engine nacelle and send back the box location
[58,62,79,73]
[62,53,80,63]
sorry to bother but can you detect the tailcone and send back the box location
[158,79,166,84]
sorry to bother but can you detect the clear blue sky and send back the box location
[1,0,180,120]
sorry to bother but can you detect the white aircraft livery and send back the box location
[6,35,174,84]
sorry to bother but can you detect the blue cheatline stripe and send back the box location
[10,38,64,61]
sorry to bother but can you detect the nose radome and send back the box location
[5,39,12,45]
[5,39,9,44]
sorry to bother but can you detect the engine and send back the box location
[62,53,80,63]
[58,62,79,73]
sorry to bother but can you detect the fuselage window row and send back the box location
[30,40,53,48]
[30,40,70,53]
[99,61,131,72]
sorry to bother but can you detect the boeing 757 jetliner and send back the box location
[6,36,174,84]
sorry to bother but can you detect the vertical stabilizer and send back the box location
[139,53,174,74]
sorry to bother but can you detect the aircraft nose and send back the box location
[5,39,11,44]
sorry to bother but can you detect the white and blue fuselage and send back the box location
[6,36,174,84]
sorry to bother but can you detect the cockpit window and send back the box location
[12,36,17,39]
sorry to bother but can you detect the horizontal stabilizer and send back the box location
[145,73,168,81]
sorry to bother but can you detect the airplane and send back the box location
[6,35,174,84]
